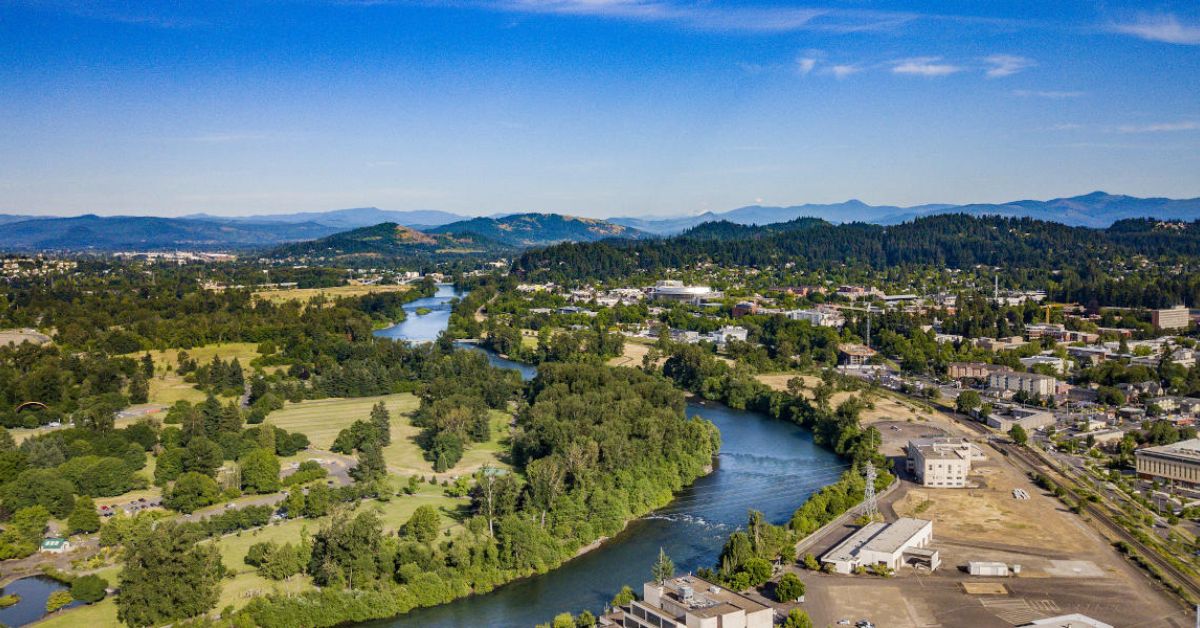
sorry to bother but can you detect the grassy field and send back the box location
[265,393,510,477]
[126,342,263,406]
[252,284,410,305]
[384,409,511,477]
[265,394,420,451]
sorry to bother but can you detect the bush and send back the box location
[46,589,73,613]
[775,572,805,601]
[71,575,109,604]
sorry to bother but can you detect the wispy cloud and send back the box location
[983,54,1035,78]
[1116,121,1200,133]
[891,57,962,77]
[796,56,818,76]
[828,64,861,79]
[1111,13,1200,45]
[478,0,918,33]
[1013,89,1084,99]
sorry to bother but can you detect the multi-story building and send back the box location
[611,576,772,628]
[838,343,876,366]
[988,369,1057,398]
[1152,306,1190,331]
[948,362,1003,380]
[906,437,984,488]
[1135,438,1200,489]
[784,308,844,328]
[1019,355,1068,375]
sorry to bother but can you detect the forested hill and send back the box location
[514,214,1200,300]
[266,222,504,262]
[429,213,648,247]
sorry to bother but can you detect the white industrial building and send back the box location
[615,576,772,628]
[784,308,844,328]
[906,437,985,488]
[649,280,713,304]
[821,517,938,574]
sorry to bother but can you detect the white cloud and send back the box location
[828,64,861,79]
[1112,13,1200,45]
[891,57,962,77]
[1116,121,1200,133]
[983,54,1035,78]
[485,0,917,33]
[1013,89,1084,99]
[796,56,817,76]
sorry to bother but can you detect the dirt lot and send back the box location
[0,328,51,347]
[790,444,1191,627]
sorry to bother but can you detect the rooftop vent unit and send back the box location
[680,585,693,600]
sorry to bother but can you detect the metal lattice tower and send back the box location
[862,462,879,521]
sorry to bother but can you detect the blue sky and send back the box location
[1,1,1198,218]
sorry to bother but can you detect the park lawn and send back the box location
[252,284,410,305]
[125,342,262,406]
[266,394,420,451]
[383,409,511,477]
[39,598,119,628]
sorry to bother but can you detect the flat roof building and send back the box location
[985,406,1055,432]
[989,369,1057,398]
[906,437,984,488]
[612,576,772,628]
[838,343,876,366]
[1151,305,1190,331]
[1135,438,1200,489]
[821,517,938,575]
[649,280,713,304]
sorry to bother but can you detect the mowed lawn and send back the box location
[265,394,420,451]
[267,394,511,478]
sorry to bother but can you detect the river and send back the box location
[372,286,846,627]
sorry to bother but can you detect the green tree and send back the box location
[370,401,391,446]
[955,389,982,414]
[775,572,805,601]
[651,547,674,584]
[182,436,223,477]
[552,613,575,628]
[71,575,109,604]
[282,489,306,518]
[1009,424,1028,446]
[782,608,814,628]
[402,505,441,544]
[164,471,221,513]
[69,496,102,534]
[117,523,223,627]
[239,448,281,494]
[611,585,636,607]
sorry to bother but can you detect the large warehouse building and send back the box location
[1135,438,1200,489]
[821,517,939,574]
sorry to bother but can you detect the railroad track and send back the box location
[1000,442,1200,603]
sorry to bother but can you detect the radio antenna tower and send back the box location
[862,462,879,521]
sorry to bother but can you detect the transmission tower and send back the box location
[862,462,879,521]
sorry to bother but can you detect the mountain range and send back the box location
[0,215,343,251]
[2,192,1199,252]
[609,192,1200,234]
